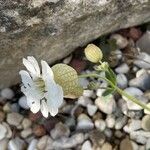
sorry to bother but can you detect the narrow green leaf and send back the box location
[102,88,115,97]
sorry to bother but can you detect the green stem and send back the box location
[79,73,150,112]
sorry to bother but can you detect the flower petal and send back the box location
[41,100,49,118]
[49,107,58,116]
[27,56,41,76]
[41,60,54,81]
[30,99,40,113]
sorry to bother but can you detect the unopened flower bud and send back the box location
[84,44,103,63]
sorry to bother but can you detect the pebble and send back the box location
[2,122,12,138]
[120,137,133,150]
[33,125,46,137]
[95,119,106,131]
[144,103,150,115]
[115,63,129,74]
[7,112,23,126]
[0,138,8,150]
[146,138,150,150]
[37,135,49,150]
[81,140,92,150]
[115,116,128,130]
[122,87,145,110]
[83,90,94,97]
[0,124,7,140]
[50,122,70,139]
[123,119,141,133]
[95,96,116,114]
[28,139,38,150]
[0,111,5,122]
[96,88,106,97]
[10,103,20,112]
[104,128,113,138]
[63,55,72,64]
[52,133,84,149]
[129,72,150,90]
[78,96,92,107]
[77,114,94,130]
[22,118,32,129]
[110,34,128,49]
[21,128,32,138]
[116,74,128,89]
[87,104,97,116]
[8,137,26,150]
[105,115,115,128]
[3,103,11,113]
[45,137,54,150]
[134,52,150,69]
[101,142,112,150]
[131,141,139,150]
[18,96,29,109]
[141,115,150,131]
[1,88,14,99]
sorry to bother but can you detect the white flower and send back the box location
[19,56,63,118]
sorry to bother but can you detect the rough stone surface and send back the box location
[0,0,150,88]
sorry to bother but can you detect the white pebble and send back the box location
[87,104,97,116]
[81,140,92,150]
[19,96,29,109]
[0,124,7,140]
[105,115,115,128]
[83,90,94,97]
[1,88,14,99]
[116,74,128,89]
[115,63,129,74]
[28,139,38,150]
[95,119,106,131]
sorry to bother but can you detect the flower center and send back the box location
[34,78,46,93]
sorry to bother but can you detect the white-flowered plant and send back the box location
[19,56,63,117]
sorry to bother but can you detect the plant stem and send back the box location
[79,73,150,112]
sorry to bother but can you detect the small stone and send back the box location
[101,142,112,150]
[50,122,70,140]
[96,88,106,97]
[105,115,115,128]
[28,139,38,150]
[104,128,113,138]
[87,104,97,116]
[129,72,150,91]
[95,96,116,114]
[81,140,92,150]
[141,115,150,131]
[116,74,128,89]
[1,88,14,99]
[21,128,32,138]
[128,27,142,41]
[123,119,141,133]
[134,52,150,69]
[78,96,92,107]
[18,96,29,109]
[7,112,23,126]
[110,34,128,49]
[0,138,8,150]
[114,130,124,138]
[10,103,20,112]
[22,118,32,129]
[77,114,94,130]
[131,141,139,150]
[83,90,94,97]
[2,122,12,138]
[95,119,106,131]
[37,135,49,150]
[33,125,46,137]
[144,103,150,115]
[8,137,26,150]
[115,63,129,74]
[45,137,54,150]
[120,137,133,150]
[3,103,11,113]
[63,55,72,64]
[115,116,127,130]
[0,111,5,122]
[0,124,7,140]
[146,138,150,150]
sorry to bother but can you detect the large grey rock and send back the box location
[0,0,150,88]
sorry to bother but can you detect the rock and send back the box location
[50,122,70,139]
[129,72,150,90]
[116,74,128,89]
[7,112,23,126]
[0,124,7,140]
[10,103,20,112]
[104,128,113,138]
[0,111,5,122]
[77,114,94,130]
[87,104,97,116]
[134,52,150,69]
[114,130,124,138]
[52,133,84,149]
[8,137,26,150]
[45,137,54,150]
[146,138,150,150]
[95,119,106,131]
[78,96,92,107]
[95,96,116,114]
[136,31,150,54]
[0,138,9,150]
[144,103,150,115]
[0,0,150,88]
[110,34,128,49]
[28,139,38,150]
[120,137,133,150]
[115,63,129,74]
[105,115,115,128]
[123,119,141,133]
[96,88,106,97]
[33,125,46,137]
[128,27,142,41]
[0,88,14,99]
[141,115,150,131]
[81,140,92,150]
[122,87,146,110]
[63,55,72,64]
[131,141,139,150]
[18,96,29,110]
[2,122,12,138]
[101,142,112,150]
[115,116,128,130]
[65,117,76,129]
[21,128,32,138]
[3,103,11,113]
[83,90,94,98]
[37,135,49,150]
[22,118,32,129]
